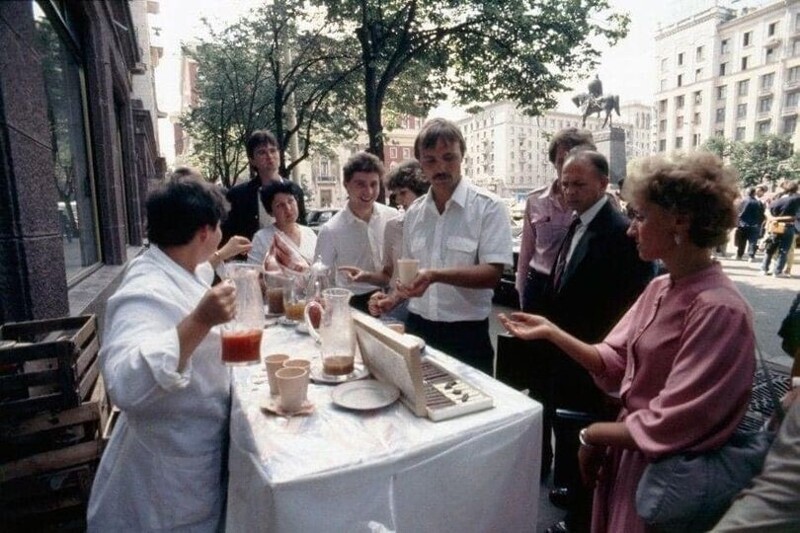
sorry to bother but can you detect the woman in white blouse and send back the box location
[248,180,317,268]
[87,179,236,531]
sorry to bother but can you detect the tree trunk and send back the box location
[363,53,386,202]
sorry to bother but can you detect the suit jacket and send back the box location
[221,177,307,244]
[545,201,654,344]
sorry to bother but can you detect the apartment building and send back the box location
[655,0,800,152]
[456,101,654,199]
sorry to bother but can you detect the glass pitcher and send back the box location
[221,263,264,366]
[306,257,332,301]
[304,288,354,376]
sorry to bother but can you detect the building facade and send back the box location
[655,0,800,152]
[456,101,654,200]
[0,0,162,324]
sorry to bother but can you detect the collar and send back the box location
[576,195,608,227]
[343,203,375,224]
[425,177,468,211]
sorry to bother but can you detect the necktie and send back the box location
[553,216,581,290]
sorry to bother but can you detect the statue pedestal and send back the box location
[594,127,626,185]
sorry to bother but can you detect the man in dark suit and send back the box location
[540,149,654,533]
[222,130,307,245]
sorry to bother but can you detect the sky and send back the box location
[150,0,761,161]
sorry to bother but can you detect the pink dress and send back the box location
[590,262,755,533]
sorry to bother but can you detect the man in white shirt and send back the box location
[314,151,397,312]
[379,118,513,374]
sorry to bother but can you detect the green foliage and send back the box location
[703,135,798,187]
[181,1,361,187]
[702,136,733,159]
[312,0,630,156]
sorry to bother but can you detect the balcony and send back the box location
[782,105,798,116]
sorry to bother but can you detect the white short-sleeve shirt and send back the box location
[314,203,398,295]
[402,179,513,322]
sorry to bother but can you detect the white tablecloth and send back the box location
[226,323,543,533]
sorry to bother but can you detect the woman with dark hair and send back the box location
[247,180,317,267]
[501,151,755,532]
[87,179,236,531]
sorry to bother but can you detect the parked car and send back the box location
[307,208,339,232]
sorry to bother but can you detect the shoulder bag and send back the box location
[635,344,786,533]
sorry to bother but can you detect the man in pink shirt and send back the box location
[516,128,595,313]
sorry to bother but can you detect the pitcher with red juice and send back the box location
[221,263,264,365]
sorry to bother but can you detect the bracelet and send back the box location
[579,428,595,448]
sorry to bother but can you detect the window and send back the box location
[692,134,701,147]
[757,120,771,135]
[721,39,730,54]
[716,107,726,123]
[737,103,747,118]
[658,139,667,152]
[789,66,800,82]
[783,116,797,135]
[660,78,667,91]
[735,126,746,140]
[675,136,683,149]
[796,12,800,31]
[741,56,749,70]
[759,96,774,113]
[694,112,701,125]
[659,99,668,113]
[389,147,397,158]
[761,72,775,89]
[743,31,752,46]
[678,52,684,66]
[659,119,667,133]
[768,22,777,37]
[715,129,725,137]
[716,85,727,100]
[677,116,684,128]
[720,62,728,76]
[694,91,702,105]
[737,79,749,96]
[696,46,704,61]
[695,68,702,82]
[793,39,800,57]
[661,57,668,71]
[766,47,776,63]
[32,2,100,282]
[786,91,800,108]
[677,74,683,87]
[676,95,685,108]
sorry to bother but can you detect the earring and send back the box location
[674,234,682,246]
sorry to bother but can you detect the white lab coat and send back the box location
[87,246,231,532]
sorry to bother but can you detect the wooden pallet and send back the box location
[0,315,99,419]
[0,374,108,531]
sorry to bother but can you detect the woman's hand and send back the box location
[578,441,605,488]
[218,236,251,261]
[194,280,237,328]
[498,312,554,341]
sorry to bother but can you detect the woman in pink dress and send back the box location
[500,151,755,533]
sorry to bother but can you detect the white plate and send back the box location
[310,361,369,384]
[404,334,426,351]
[332,380,400,411]
[260,397,315,416]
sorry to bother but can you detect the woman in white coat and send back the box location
[87,179,236,532]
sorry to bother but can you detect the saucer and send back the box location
[260,397,315,417]
[332,380,400,411]
[310,361,369,384]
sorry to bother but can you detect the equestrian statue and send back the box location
[571,75,620,128]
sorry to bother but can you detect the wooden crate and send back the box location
[0,315,99,419]
[0,375,108,532]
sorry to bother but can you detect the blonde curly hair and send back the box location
[623,151,739,248]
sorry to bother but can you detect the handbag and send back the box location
[768,220,786,235]
[635,344,786,533]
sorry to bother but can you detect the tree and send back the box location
[702,135,733,159]
[312,0,630,158]
[181,1,361,188]
[727,135,796,187]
